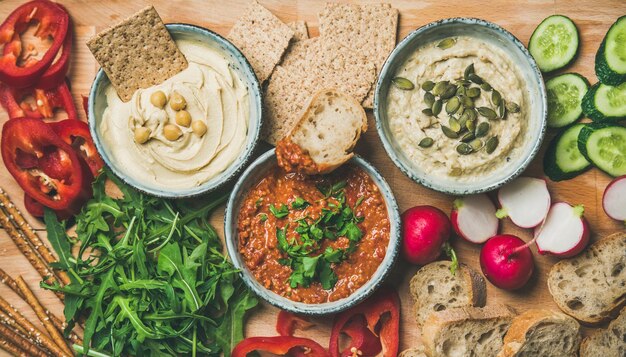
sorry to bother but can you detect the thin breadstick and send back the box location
[0,322,50,357]
[0,189,71,286]
[15,276,74,356]
[0,296,70,357]
[0,309,28,337]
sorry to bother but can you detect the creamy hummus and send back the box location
[386,36,528,181]
[100,39,249,190]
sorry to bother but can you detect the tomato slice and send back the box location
[49,119,104,177]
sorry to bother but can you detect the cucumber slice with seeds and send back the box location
[544,124,591,181]
[546,73,589,128]
[529,15,579,73]
[578,123,626,177]
[582,82,626,121]
[596,15,626,85]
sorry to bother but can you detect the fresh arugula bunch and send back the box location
[272,181,364,290]
[43,170,257,357]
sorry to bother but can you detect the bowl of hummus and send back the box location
[374,18,547,195]
[89,24,262,197]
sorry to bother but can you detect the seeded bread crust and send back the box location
[579,306,626,357]
[547,232,626,324]
[497,309,581,357]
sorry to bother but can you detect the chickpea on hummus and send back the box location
[100,39,249,190]
[386,36,529,181]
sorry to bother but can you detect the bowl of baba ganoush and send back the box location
[89,23,262,198]
[224,149,401,315]
[374,18,547,195]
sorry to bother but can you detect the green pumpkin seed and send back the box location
[485,136,499,154]
[466,118,476,132]
[440,85,457,100]
[422,108,434,116]
[421,80,435,91]
[462,95,474,108]
[467,108,477,121]
[464,63,475,80]
[456,85,466,96]
[432,99,442,116]
[468,73,484,84]
[506,102,521,113]
[491,90,502,106]
[456,143,473,155]
[445,97,461,114]
[432,81,448,96]
[441,125,459,138]
[477,107,498,120]
[458,111,470,128]
[458,79,471,87]
[449,117,461,132]
[392,77,414,90]
[419,137,434,148]
[475,122,490,137]
[480,82,492,91]
[424,92,435,107]
[437,38,456,49]
[467,87,481,98]
[498,100,506,119]
[470,139,484,151]
[461,132,475,142]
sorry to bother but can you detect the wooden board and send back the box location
[0,0,624,355]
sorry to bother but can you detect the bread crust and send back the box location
[579,306,626,357]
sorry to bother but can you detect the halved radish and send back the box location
[496,177,551,228]
[534,202,590,257]
[603,175,626,222]
[451,194,499,244]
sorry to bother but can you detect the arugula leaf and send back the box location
[269,203,289,218]
[43,208,72,270]
[214,282,258,357]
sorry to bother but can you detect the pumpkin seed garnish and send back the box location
[468,73,484,84]
[467,108,477,121]
[424,92,435,107]
[461,132,475,142]
[462,95,474,108]
[485,136,499,154]
[392,77,414,90]
[464,63,475,80]
[491,90,502,106]
[477,107,498,120]
[419,137,434,148]
[432,81,448,96]
[470,139,484,151]
[475,122,490,137]
[456,85,466,96]
[422,108,434,116]
[480,82,492,91]
[449,117,461,132]
[437,38,456,49]
[421,80,435,91]
[432,99,443,116]
[458,111,470,128]
[456,143,473,155]
[467,87,481,98]
[506,101,521,113]
[446,97,461,114]
[440,85,457,100]
[441,125,459,138]
[466,118,476,132]
[498,100,506,119]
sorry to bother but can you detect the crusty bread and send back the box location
[276,89,367,174]
[547,232,626,324]
[399,346,427,357]
[579,306,626,357]
[422,304,516,357]
[409,261,486,326]
[497,309,581,357]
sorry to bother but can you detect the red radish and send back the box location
[480,235,534,290]
[603,175,626,222]
[534,202,590,257]
[451,194,499,244]
[401,206,451,265]
[496,177,551,228]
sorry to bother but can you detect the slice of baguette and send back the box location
[422,304,516,357]
[579,306,626,357]
[275,89,367,175]
[399,346,427,357]
[547,232,626,324]
[409,261,486,326]
[497,309,581,357]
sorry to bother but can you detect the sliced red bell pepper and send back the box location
[1,118,84,210]
[24,193,74,221]
[329,287,400,357]
[0,80,77,120]
[49,119,103,177]
[36,15,72,90]
[232,336,329,357]
[0,0,70,88]
[337,315,382,357]
[276,311,314,337]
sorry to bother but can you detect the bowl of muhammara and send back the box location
[224,149,401,315]
[374,18,547,195]
[89,23,262,198]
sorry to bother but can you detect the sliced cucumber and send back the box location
[582,82,626,121]
[529,15,579,72]
[546,73,589,128]
[544,124,591,181]
[578,123,626,177]
[596,15,626,85]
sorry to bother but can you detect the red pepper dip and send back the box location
[237,165,390,303]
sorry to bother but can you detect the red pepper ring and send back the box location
[329,287,400,357]
[0,80,78,120]
[35,15,72,90]
[1,118,84,210]
[337,315,382,357]
[49,119,104,177]
[232,336,330,357]
[276,311,315,337]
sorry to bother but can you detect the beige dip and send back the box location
[100,39,249,190]
[386,36,529,181]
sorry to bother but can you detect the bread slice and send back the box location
[547,232,626,324]
[275,89,367,174]
[422,304,516,357]
[409,261,486,326]
[399,346,427,357]
[579,306,626,357]
[497,309,581,357]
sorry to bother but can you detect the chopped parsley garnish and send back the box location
[259,213,268,222]
[269,203,289,218]
[291,197,310,210]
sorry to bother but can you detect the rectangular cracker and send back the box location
[86,6,188,102]
[318,3,399,108]
[288,21,309,41]
[228,0,294,83]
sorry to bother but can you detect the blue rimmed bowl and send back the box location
[88,23,262,198]
[374,18,547,195]
[224,149,401,315]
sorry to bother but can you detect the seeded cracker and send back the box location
[319,3,399,108]
[86,6,187,102]
[228,1,294,83]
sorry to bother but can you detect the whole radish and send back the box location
[401,206,451,265]
[480,235,534,290]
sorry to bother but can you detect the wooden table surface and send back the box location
[1,0,625,355]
